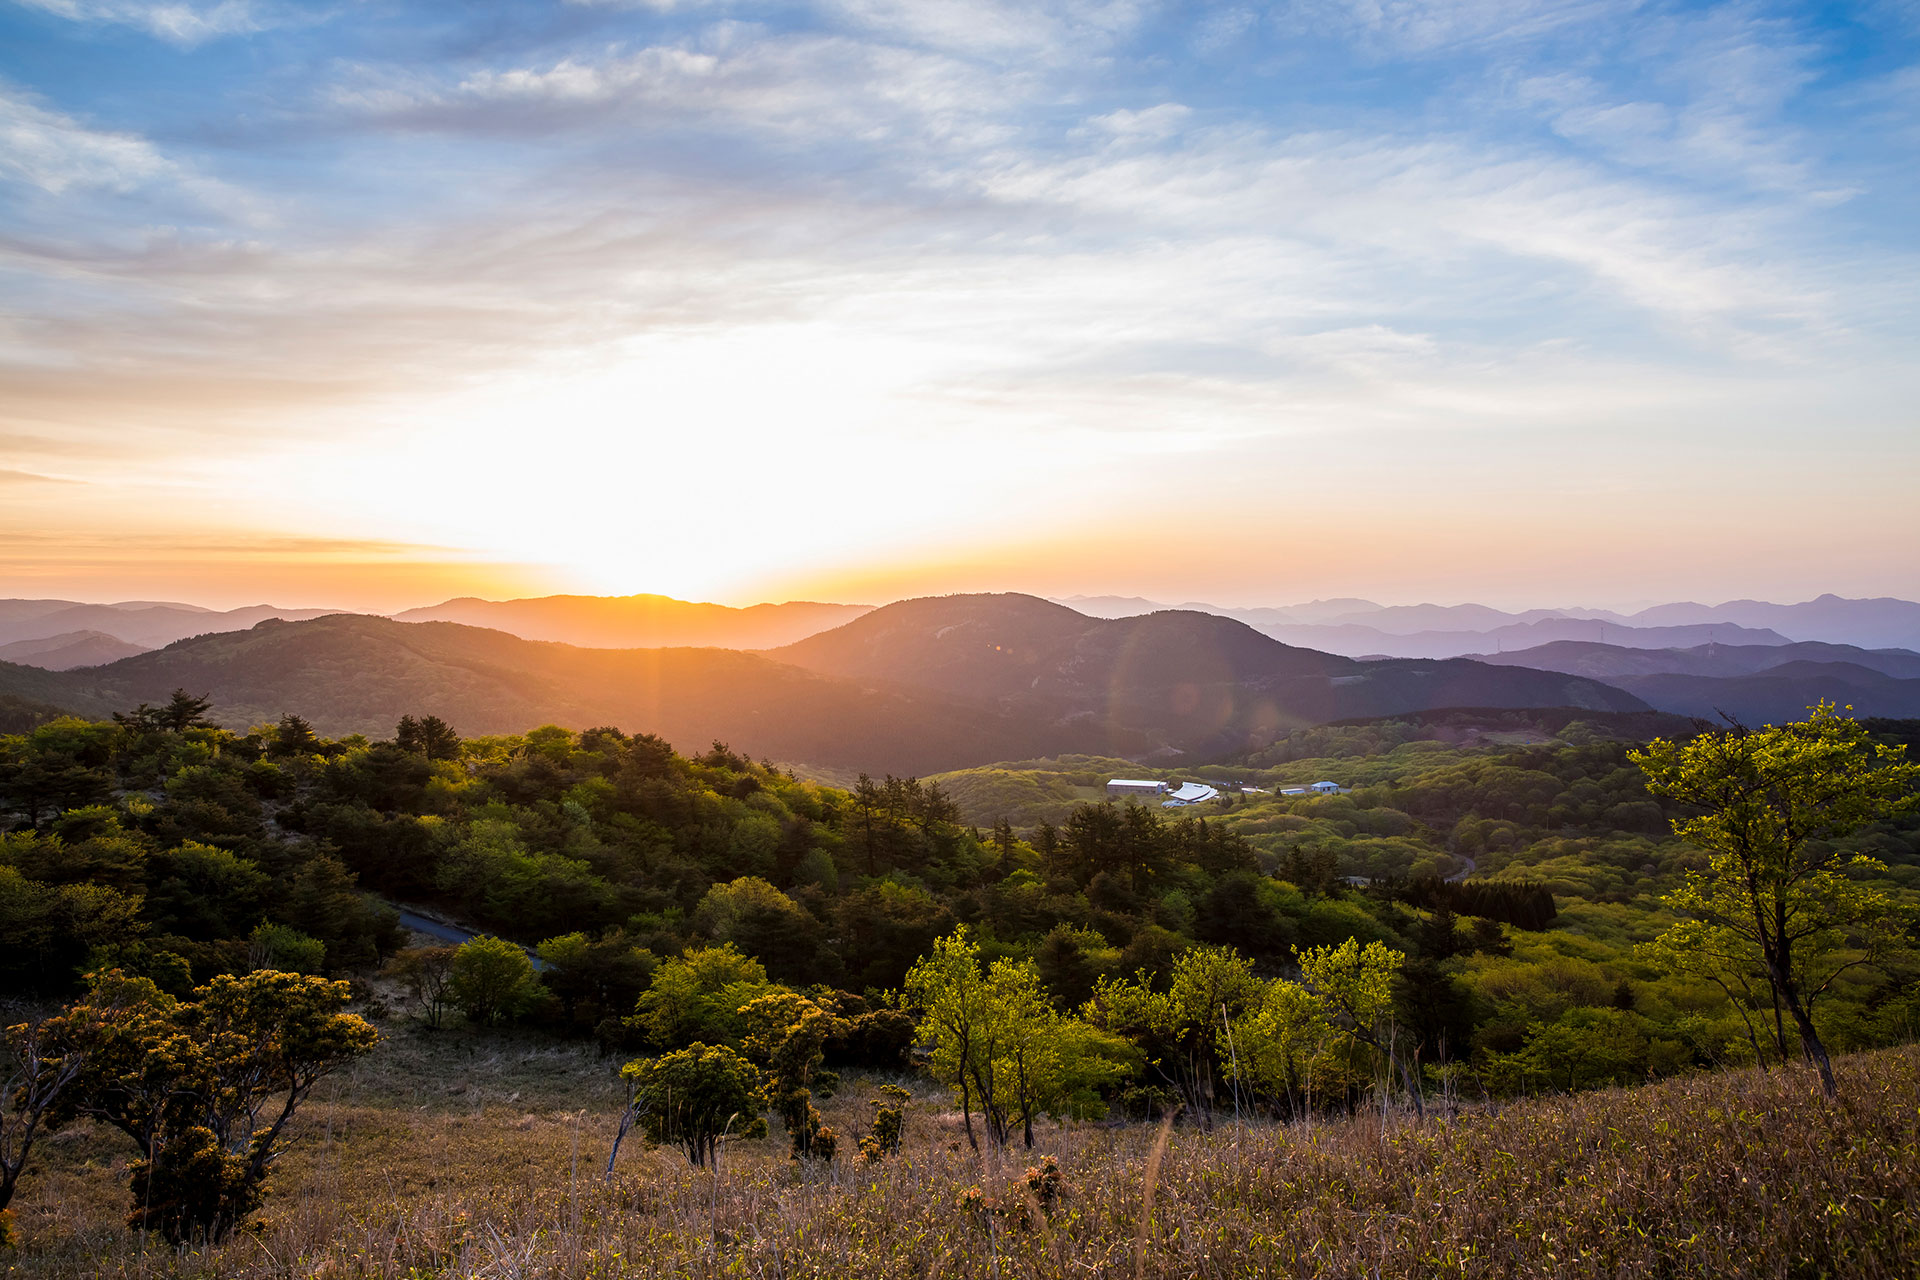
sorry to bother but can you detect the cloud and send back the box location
[2,0,1914,606]
[1278,0,1639,55]
[13,0,267,44]
[0,83,173,194]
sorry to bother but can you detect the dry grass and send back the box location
[6,1031,1918,1279]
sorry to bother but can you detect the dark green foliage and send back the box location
[394,714,461,761]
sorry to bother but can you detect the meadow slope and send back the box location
[6,1036,1916,1279]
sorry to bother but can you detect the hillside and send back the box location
[0,615,1090,775]
[774,593,1649,757]
[393,592,871,648]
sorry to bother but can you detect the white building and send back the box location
[1161,782,1220,807]
[1107,779,1168,798]
[1310,781,1343,794]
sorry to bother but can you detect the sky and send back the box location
[1,0,1917,613]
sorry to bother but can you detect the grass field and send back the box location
[6,1031,1918,1278]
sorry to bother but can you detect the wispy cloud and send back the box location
[1,0,1915,604]
[13,0,269,45]
[0,83,173,194]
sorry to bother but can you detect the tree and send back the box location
[395,715,461,761]
[987,960,1131,1147]
[246,922,325,975]
[47,968,377,1243]
[448,935,539,1026]
[619,1043,765,1166]
[383,945,459,1028]
[267,714,321,758]
[739,992,837,1161]
[1,1014,88,1213]
[908,929,1127,1148]
[627,944,772,1050]
[904,927,997,1149]
[1085,945,1264,1128]
[1632,705,1920,1096]
[159,690,216,734]
[1297,938,1416,1115]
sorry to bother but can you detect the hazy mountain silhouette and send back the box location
[1219,617,1788,661]
[393,593,870,649]
[0,600,344,649]
[1045,593,1920,655]
[0,615,1087,774]
[0,602,1647,771]
[0,630,150,670]
[772,593,1648,758]
[1469,639,1920,682]
[1621,595,1920,650]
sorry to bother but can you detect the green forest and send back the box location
[7,698,1918,1096]
[5,693,1920,1270]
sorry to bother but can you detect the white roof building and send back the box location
[1107,779,1169,797]
[1161,782,1220,807]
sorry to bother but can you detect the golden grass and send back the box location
[6,1031,1918,1279]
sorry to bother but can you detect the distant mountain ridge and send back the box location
[1046,593,1920,656]
[5,590,1912,662]
[0,599,1647,772]
[393,593,872,649]
[771,593,1647,759]
[0,599,347,650]
[0,630,150,670]
[1466,638,1920,724]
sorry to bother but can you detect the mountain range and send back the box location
[392,594,872,649]
[1,591,1914,672]
[1054,593,1920,657]
[0,596,1645,773]
[1466,639,1920,725]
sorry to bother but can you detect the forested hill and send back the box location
[0,603,1649,773]
[772,593,1648,747]
[0,615,1083,776]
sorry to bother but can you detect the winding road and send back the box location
[390,905,548,970]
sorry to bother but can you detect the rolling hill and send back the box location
[0,614,1089,775]
[0,600,1649,773]
[771,593,1649,758]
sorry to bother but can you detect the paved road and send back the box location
[1445,854,1478,884]
[391,906,548,970]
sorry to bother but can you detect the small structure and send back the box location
[1161,782,1220,808]
[1107,779,1168,799]
[1310,781,1343,795]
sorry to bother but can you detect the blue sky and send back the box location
[1,0,1916,609]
